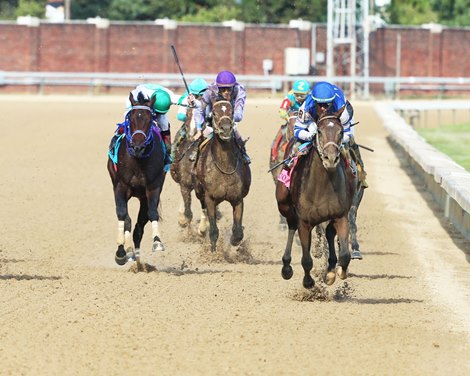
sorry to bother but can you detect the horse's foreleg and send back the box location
[114,189,132,265]
[334,217,351,280]
[298,221,314,289]
[325,221,338,285]
[147,183,164,252]
[230,200,244,246]
[132,199,149,261]
[206,198,219,252]
[281,226,296,280]
[178,185,193,227]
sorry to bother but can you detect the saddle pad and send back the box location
[108,134,125,165]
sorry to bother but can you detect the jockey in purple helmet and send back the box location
[191,70,250,164]
[287,81,367,187]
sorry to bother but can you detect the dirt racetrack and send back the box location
[1,95,469,375]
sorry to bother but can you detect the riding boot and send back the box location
[349,138,368,188]
[285,139,301,169]
[235,135,251,164]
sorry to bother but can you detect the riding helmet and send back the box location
[292,79,310,94]
[311,81,336,103]
[189,78,209,96]
[216,70,237,88]
[152,89,172,114]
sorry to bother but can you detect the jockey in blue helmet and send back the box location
[287,81,367,186]
[191,70,250,164]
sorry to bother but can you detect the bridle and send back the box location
[125,104,155,158]
[212,100,234,141]
[315,115,343,163]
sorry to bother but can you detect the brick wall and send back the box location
[1,22,470,81]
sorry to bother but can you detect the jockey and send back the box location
[191,70,250,164]
[271,79,311,162]
[171,78,208,160]
[288,81,368,187]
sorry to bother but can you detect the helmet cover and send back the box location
[216,70,236,88]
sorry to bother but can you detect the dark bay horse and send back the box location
[107,92,166,265]
[193,100,251,252]
[276,110,359,288]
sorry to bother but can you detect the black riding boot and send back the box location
[350,140,368,188]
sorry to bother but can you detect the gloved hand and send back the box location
[187,93,195,107]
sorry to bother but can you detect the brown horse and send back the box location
[193,100,251,252]
[107,92,166,265]
[276,110,359,288]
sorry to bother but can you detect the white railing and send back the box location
[1,71,470,97]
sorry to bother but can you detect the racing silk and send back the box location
[279,90,303,121]
[176,94,204,135]
[294,83,355,142]
[125,84,186,133]
[199,82,247,129]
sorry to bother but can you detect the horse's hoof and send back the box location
[152,242,165,252]
[115,245,127,265]
[230,236,243,247]
[336,266,348,280]
[281,265,293,280]
[325,271,336,285]
[303,276,315,289]
[351,250,363,260]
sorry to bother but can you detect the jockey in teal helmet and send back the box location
[279,79,311,121]
[271,80,311,162]
[171,77,208,160]
[285,81,367,187]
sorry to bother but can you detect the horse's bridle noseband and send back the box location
[125,105,155,157]
[316,115,343,161]
[212,100,234,141]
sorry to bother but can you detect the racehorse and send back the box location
[107,92,166,265]
[269,111,297,228]
[193,100,251,252]
[275,109,359,288]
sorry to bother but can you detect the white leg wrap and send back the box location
[117,221,125,245]
[152,220,161,239]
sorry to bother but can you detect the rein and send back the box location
[210,137,239,175]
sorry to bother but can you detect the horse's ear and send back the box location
[149,95,156,109]
[129,92,136,106]
[334,105,346,118]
